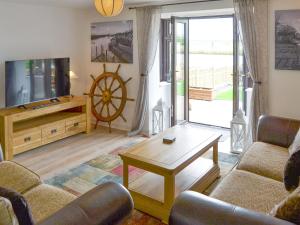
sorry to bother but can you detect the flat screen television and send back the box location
[5,57,70,107]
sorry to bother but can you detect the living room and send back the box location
[1,0,300,225]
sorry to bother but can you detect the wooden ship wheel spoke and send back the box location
[85,64,134,132]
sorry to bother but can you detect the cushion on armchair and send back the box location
[284,148,300,192]
[0,187,34,225]
[237,142,288,182]
[289,129,300,155]
[0,161,41,194]
[24,184,76,223]
[270,186,300,224]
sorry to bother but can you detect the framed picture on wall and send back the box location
[91,20,133,64]
[275,10,300,70]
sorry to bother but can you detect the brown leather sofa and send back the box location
[169,115,300,225]
[0,157,133,225]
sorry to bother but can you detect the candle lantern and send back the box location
[152,99,170,135]
[231,109,247,154]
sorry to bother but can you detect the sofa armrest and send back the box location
[169,191,294,225]
[257,115,300,148]
[38,182,133,225]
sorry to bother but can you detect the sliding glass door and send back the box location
[171,17,189,126]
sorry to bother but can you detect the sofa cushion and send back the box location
[0,161,41,194]
[210,170,288,213]
[270,186,300,224]
[24,184,76,223]
[284,147,300,192]
[237,142,289,182]
[0,197,19,225]
[289,128,300,155]
[0,187,34,225]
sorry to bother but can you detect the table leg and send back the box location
[213,142,219,165]
[123,162,129,188]
[164,174,175,208]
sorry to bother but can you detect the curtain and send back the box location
[233,0,269,144]
[128,6,161,136]
[0,144,3,161]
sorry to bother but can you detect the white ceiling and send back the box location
[0,0,199,9]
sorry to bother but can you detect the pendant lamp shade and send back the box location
[95,0,124,17]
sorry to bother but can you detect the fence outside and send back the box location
[189,66,232,90]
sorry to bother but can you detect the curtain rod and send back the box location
[128,0,223,10]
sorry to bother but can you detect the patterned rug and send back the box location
[45,136,239,224]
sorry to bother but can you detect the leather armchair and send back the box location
[38,182,134,225]
[169,191,294,225]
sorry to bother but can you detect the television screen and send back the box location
[5,58,70,107]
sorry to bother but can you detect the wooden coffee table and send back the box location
[119,124,221,223]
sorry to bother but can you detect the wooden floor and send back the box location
[14,126,140,181]
[14,124,231,182]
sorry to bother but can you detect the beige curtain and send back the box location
[128,6,161,136]
[233,0,269,143]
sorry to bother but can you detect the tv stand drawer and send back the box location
[65,114,86,134]
[66,121,87,134]
[41,122,66,145]
[13,129,42,154]
[42,122,65,138]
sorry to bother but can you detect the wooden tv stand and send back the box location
[0,96,91,160]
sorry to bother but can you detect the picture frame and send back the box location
[91,20,133,64]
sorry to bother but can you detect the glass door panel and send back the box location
[171,17,189,126]
[188,16,233,128]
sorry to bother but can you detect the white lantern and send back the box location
[152,99,170,135]
[231,109,247,154]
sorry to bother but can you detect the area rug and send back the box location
[45,136,239,225]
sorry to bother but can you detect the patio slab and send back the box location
[189,99,233,128]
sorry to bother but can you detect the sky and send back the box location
[189,17,233,41]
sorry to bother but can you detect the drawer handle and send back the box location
[24,137,31,142]
[51,129,57,134]
[74,122,79,127]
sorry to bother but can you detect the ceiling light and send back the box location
[94,0,124,17]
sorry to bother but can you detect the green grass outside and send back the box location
[215,87,244,101]
[215,88,233,101]
[177,80,185,96]
[177,82,243,101]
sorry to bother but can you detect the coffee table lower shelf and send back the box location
[127,157,220,223]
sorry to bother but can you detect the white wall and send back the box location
[82,7,139,131]
[0,2,87,107]
[269,0,300,120]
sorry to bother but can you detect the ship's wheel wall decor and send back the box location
[85,64,134,132]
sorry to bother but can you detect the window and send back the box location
[160,19,172,82]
